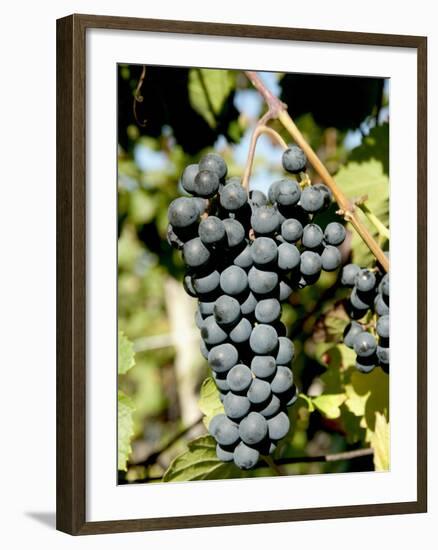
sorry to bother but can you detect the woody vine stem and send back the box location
[243,71,389,273]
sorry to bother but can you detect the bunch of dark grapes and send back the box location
[167,146,346,469]
[342,264,389,374]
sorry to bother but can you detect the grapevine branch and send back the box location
[122,447,374,483]
[244,71,389,273]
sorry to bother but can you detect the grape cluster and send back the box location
[167,146,346,469]
[342,264,390,374]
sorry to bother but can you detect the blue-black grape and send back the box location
[229,318,252,344]
[216,444,234,462]
[355,269,376,292]
[302,223,324,249]
[277,242,301,271]
[223,392,251,420]
[251,355,277,379]
[192,270,220,294]
[281,218,303,243]
[258,394,281,418]
[208,343,238,373]
[282,145,307,174]
[240,291,257,315]
[250,324,279,355]
[198,216,225,246]
[214,295,241,326]
[239,412,268,445]
[222,218,246,248]
[168,197,199,228]
[321,245,342,272]
[247,378,271,405]
[227,364,253,393]
[233,244,253,270]
[300,186,324,213]
[251,206,280,235]
[183,238,210,268]
[275,179,301,207]
[233,442,259,469]
[251,237,278,266]
[300,250,321,276]
[193,170,220,198]
[248,267,279,295]
[212,415,240,446]
[324,222,346,246]
[250,189,268,207]
[181,163,199,194]
[220,181,247,211]
[255,298,281,324]
[199,153,227,180]
[275,337,294,365]
[343,321,364,349]
[376,315,389,339]
[201,316,228,345]
[220,265,248,296]
[353,331,377,358]
[341,263,361,286]
[267,411,290,440]
[271,366,293,394]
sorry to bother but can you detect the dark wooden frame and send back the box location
[57,13,428,535]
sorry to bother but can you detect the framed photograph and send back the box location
[56,14,427,535]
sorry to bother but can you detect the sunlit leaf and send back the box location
[367,412,390,471]
[198,377,224,429]
[118,331,135,375]
[118,390,135,471]
[312,394,346,419]
[188,69,235,128]
[163,435,240,482]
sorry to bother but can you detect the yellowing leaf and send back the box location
[312,394,346,419]
[198,377,224,429]
[368,412,390,471]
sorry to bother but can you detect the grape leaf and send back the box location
[312,394,346,419]
[198,377,224,429]
[188,69,235,128]
[163,435,240,482]
[118,331,135,375]
[118,390,135,471]
[367,412,390,471]
[335,125,389,266]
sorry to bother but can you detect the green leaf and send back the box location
[367,412,390,471]
[118,390,135,471]
[188,69,235,128]
[118,331,135,375]
[163,435,240,482]
[198,377,224,429]
[129,189,157,225]
[312,394,346,419]
[336,146,389,266]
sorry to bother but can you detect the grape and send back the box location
[282,145,307,174]
[275,337,294,365]
[313,183,332,208]
[229,318,252,344]
[247,378,271,405]
[302,223,324,249]
[300,250,322,276]
[201,316,228,345]
[248,267,279,295]
[250,190,268,207]
[268,180,281,204]
[281,218,303,243]
[250,324,279,355]
[193,170,220,198]
[341,263,361,286]
[239,412,268,445]
[354,269,377,292]
[321,245,342,271]
[222,218,245,248]
[227,364,253,393]
[220,181,247,211]
[233,442,259,470]
[350,288,372,310]
[220,265,248,295]
[192,270,220,294]
[343,321,364,349]
[168,197,199,228]
[251,237,278,266]
[233,244,253,270]
[251,206,280,235]
[223,392,251,420]
[193,197,209,216]
[199,153,227,180]
[240,291,257,315]
[271,366,293,394]
[258,394,281,418]
[300,186,324,213]
[278,279,293,301]
[213,415,240,446]
[198,216,225,246]
[198,299,215,317]
[375,294,390,316]
[267,411,290,440]
[183,274,197,298]
[255,298,281,324]
[353,331,377,358]
[183,238,210,268]
[214,295,241,326]
[275,179,302,207]
[167,225,184,249]
[377,346,389,365]
[180,163,199,194]
[251,355,277,379]
[208,343,238,373]
[208,413,227,437]
[200,339,209,360]
[195,309,204,329]
[380,274,389,297]
[376,315,389,339]
[324,222,346,246]
[278,242,301,271]
[216,444,234,462]
[212,371,230,392]
[355,359,375,374]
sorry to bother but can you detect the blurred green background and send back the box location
[117,66,389,483]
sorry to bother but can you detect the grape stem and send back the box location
[244,71,389,273]
[356,200,390,240]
